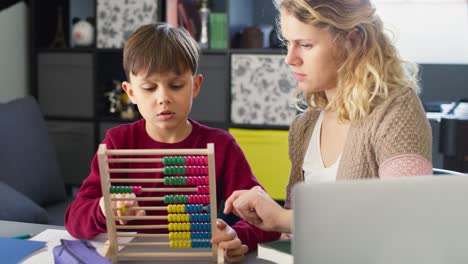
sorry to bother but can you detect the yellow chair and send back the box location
[229,128,290,200]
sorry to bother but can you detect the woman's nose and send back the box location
[284,46,301,66]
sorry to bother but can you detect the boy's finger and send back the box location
[219,238,241,250]
[225,244,248,258]
[136,209,146,217]
[210,232,229,245]
[216,219,227,230]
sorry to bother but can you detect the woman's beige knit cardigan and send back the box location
[285,87,432,208]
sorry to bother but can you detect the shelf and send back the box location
[37,47,95,53]
[99,116,140,123]
[229,48,284,54]
[44,115,96,122]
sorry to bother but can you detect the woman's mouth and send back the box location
[294,72,306,82]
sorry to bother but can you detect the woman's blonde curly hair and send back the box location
[277,0,420,122]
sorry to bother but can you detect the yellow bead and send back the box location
[120,205,126,214]
[170,240,175,248]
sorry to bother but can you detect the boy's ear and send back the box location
[122,81,137,104]
[193,74,203,98]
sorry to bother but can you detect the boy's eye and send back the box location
[171,84,184,89]
[142,86,156,91]
[300,43,313,48]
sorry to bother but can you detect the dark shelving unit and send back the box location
[29,0,283,188]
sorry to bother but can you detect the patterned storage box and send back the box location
[230,54,297,126]
[97,0,159,48]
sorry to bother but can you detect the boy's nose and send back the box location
[158,98,170,105]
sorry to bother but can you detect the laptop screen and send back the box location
[292,176,468,264]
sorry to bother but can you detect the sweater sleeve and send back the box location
[373,89,432,175]
[219,134,281,250]
[64,138,113,239]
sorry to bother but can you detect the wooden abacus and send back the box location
[97,143,223,263]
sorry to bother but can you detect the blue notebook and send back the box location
[0,237,46,264]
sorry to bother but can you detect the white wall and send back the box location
[0,2,28,102]
[374,0,468,64]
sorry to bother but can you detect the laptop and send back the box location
[293,176,468,264]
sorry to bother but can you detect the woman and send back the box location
[224,0,432,234]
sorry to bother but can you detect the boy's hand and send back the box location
[99,193,146,225]
[211,219,248,263]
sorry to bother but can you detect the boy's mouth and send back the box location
[157,110,175,120]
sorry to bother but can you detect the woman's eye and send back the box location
[142,87,156,91]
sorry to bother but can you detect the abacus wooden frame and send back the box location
[97,143,223,263]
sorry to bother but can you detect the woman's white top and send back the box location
[302,111,341,183]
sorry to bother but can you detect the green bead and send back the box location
[126,186,132,193]
[181,177,187,185]
[178,156,185,165]
[164,177,169,185]
[182,195,188,203]
[162,156,168,165]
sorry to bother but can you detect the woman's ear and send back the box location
[193,74,203,98]
[345,27,361,52]
[122,81,137,104]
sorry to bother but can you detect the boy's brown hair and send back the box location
[123,22,200,79]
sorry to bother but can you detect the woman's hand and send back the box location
[99,193,146,225]
[224,186,292,233]
[211,219,248,263]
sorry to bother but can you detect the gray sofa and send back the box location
[0,96,73,225]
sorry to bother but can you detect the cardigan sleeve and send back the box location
[284,114,300,209]
[373,89,433,176]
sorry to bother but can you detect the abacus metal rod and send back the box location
[111,178,164,183]
[105,149,208,155]
[112,205,209,211]
[108,158,163,163]
[116,224,168,230]
[117,252,213,258]
[112,197,164,201]
[117,233,168,238]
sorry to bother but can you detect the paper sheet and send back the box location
[0,237,46,264]
[21,229,134,263]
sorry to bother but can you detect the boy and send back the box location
[65,23,280,262]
